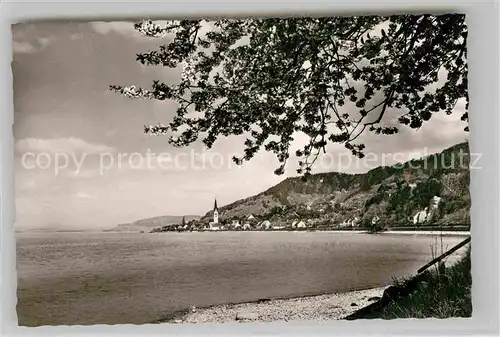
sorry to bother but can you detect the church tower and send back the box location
[213,198,219,224]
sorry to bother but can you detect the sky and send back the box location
[12,19,468,231]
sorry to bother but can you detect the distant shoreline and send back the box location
[143,229,471,236]
[16,229,470,236]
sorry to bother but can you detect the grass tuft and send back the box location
[378,248,472,319]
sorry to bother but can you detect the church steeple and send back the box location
[213,198,219,224]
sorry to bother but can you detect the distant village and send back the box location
[150,198,377,233]
[149,195,449,233]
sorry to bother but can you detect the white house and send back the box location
[408,183,418,198]
[413,207,428,225]
[339,217,358,228]
[426,196,442,222]
[261,220,272,230]
[243,223,251,230]
[247,214,255,220]
[297,221,306,228]
[412,196,442,225]
[431,196,442,208]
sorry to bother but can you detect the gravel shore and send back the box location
[164,286,388,324]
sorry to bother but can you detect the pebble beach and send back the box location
[164,286,388,324]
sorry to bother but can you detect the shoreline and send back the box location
[154,286,389,324]
[318,230,470,235]
[144,229,470,236]
[382,230,470,236]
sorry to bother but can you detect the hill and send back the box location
[202,142,470,230]
[106,215,201,232]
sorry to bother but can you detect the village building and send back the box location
[413,207,429,225]
[409,183,417,197]
[213,198,219,224]
[426,196,442,222]
[208,198,221,230]
[339,219,351,228]
[297,221,306,229]
[260,220,272,230]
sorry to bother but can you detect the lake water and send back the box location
[15,231,468,326]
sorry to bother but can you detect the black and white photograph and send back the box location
[12,14,472,326]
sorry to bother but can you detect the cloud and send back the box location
[13,41,36,53]
[70,33,83,40]
[16,176,51,191]
[16,137,116,154]
[89,20,177,41]
[65,169,98,179]
[91,21,136,35]
[90,21,147,41]
[74,192,95,199]
[12,36,56,54]
[37,37,54,48]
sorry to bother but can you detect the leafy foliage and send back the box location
[412,179,443,208]
[111,15,468,175]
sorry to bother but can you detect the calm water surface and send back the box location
[16,231,468,326]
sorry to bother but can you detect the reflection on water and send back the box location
[16,231,468,326]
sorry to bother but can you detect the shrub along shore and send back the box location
[357,248,472,319]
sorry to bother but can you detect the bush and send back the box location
[379,248,472,318]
